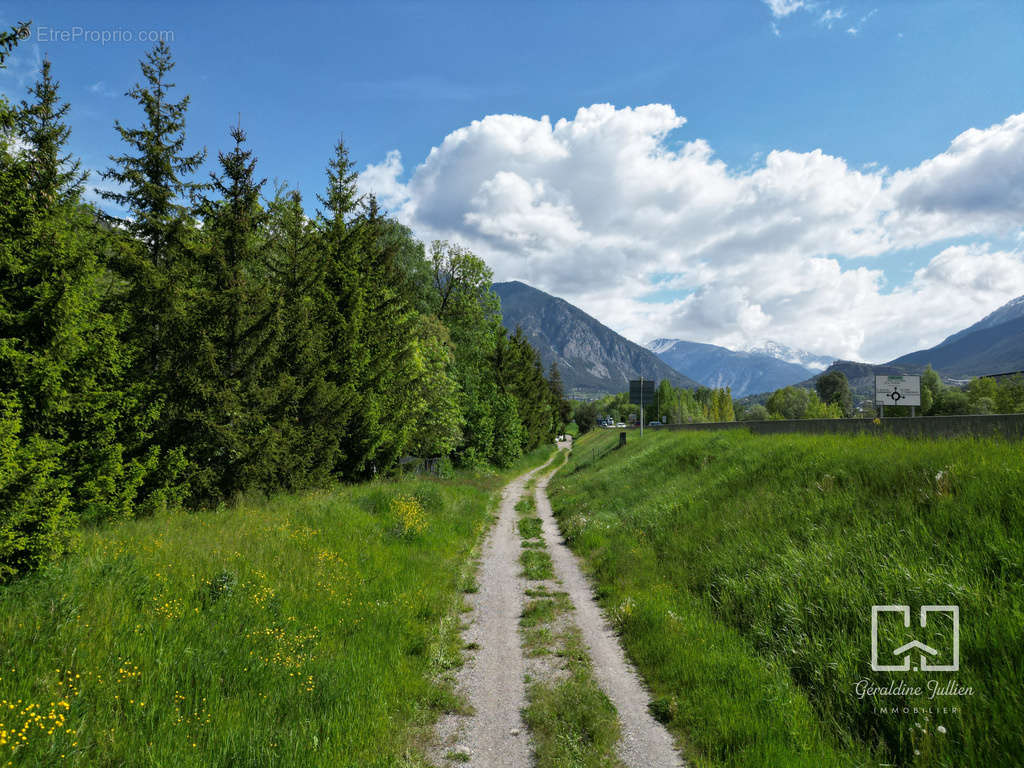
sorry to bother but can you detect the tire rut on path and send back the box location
[533,453,686,768]
[430,453,559,767]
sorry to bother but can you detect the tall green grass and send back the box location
[549,429,1023,767]
[0,445,554,768]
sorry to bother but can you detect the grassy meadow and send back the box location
[0,446,553,768]
[549,428,1024,768]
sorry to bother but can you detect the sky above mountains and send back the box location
[3,1,1023,363]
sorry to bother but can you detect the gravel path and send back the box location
[431,444,684,767]
[534,453,686,768]
[430,453,559,767]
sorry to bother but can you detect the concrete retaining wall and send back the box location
[645,414,1024,441]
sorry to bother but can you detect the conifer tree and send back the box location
[188,125,281,499]
[100,41,206,268]
[2,56,154,578]
[316,137,371,478]
[492,327,556,452]
[13,59,152,521]
[265,187,343,488]
[0,26,74,579]
[0,20,29,73]
[354,196,422,470]
[99,41,205,502]
[548,361,572,434]
[490,391,523,467]
[17,60,86,204]
[99,41,206,384]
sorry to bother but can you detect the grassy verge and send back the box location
[549,428,1023,767]
[0,444,555,768]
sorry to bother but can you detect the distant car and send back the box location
[648,421,660,426]
[616,422,627,428]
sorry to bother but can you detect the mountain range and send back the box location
[494,279,1024,398]
[645,338,831,397]
[492,281,699,397]
[887,299,1024,377]
[820,296,1024,396]
[742,341,835,371]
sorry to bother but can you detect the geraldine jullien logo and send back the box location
[871,605,959,672]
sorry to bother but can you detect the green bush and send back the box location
[0,396,75,581]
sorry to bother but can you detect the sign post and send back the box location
[629,378,655,436]
[874,375,921,418]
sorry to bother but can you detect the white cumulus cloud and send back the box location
[359,149,409,211]
[886,113,1024,245]
[359,104,1024,363]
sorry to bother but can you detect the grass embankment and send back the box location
[549,429,1023,768]
[0,445,554,768]
[514,464,623,768]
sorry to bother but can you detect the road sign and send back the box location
[629,379,654,405]
[875,375,921,407]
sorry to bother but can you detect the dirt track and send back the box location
[431,443,684,767]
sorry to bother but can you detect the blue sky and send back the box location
[3,1,1024,362]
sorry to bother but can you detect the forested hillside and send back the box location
[0,34,569,581]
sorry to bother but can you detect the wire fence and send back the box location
[570,433,624,473]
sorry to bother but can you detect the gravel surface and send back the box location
[430,453,559,767]
[431,443,685,767]
[534,451,686,768]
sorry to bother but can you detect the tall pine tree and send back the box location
[316,137,372,478]
[188,125,281,499]
[264,187,344,489]
[2,56,153,578]
[100,42,206,503]
[354,196,422,471]
[14,59,154,522]
[0,30,74,579]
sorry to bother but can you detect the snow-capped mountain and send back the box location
[646,338,830,397]
[744,340,835,372]
[647,337,681,355]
